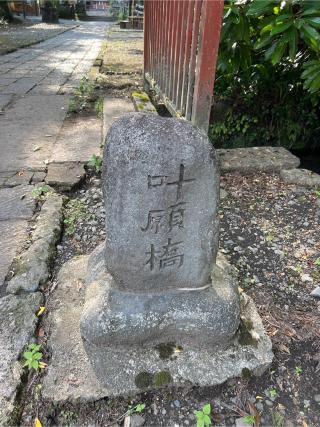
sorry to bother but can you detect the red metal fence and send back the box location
[144,0,224,132]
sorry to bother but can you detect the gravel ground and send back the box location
[20,171,320,427]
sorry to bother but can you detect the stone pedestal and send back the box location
[77,114,273,393]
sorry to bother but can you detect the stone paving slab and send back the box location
[217,147,300,173]
[0,94,69,171]
[0,94,13,110]
[50,116,102,163]
[46,162,86,190]
[103,97,134,141]
[0,185,35,221]
[280,168,320,188]
[0,220,29,287]
[0,22,107,174]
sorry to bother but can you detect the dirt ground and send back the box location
[18,171,320,427]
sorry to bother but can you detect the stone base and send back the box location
[42,254,273,402]
[81,245,240,349]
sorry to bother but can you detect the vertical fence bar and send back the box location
[172,0,183,106]
[168,0,178,101]
[191,0,224,131]
[181,0,195,114]
[144,0,224,134]
[175,0,188,111]
[185,0,202,121]
[143,0,150,80]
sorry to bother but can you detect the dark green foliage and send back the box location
[212,0,320,150]
[58,1,75,19]
[75,0,86,19]
[0,1,13,22]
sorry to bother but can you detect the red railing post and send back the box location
[144,0,224,133]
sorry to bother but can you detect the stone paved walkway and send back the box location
[0,21,108,288]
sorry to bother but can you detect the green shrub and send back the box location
[212,0,320,150]
[0,1,13,22]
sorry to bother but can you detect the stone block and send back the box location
[217,147,300,174]
[46,162,85,191]
[280,168,320,188]
[0,292,43,424]
[103,113,220,292]
[42,256,272,402]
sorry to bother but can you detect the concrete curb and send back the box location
[6,189,63,294]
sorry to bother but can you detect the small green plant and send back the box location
[63,199,87,235]
[95,98,103,118]
[68,77,95,114]
[268,388,278,399]
[23,343,43,370]
[194,403,211,427]
[32,184,51,199]
[271,411,285,427]
[315,191,320,198]
[243,414,256,425]
[295,366,302,376]
[129,403,146,415]
[88,154,103,174]
[314,258,320,267]
[294,265,302,274]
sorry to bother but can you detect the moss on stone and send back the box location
[154,342,177,360]
[241,367,253,379]
[154,371,172,387]
[134,371,153,389]
[12,257,28,276]
[238,318,257,346]
[132,91,149,103]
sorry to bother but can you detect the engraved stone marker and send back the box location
[79,114,272,394]
[103,114,219,292]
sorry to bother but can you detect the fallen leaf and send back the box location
[303,421,309,427]
[33,145,41,152]
[279,343,290,354]
[37,306,45,316]
[248,402,261,426]
[34,418,42,427]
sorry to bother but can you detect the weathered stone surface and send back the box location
[0,94,13,111]
[103,113,220,292]
[0,220,28,288]
[31,171,46,184]
[311,286,320,299]
[50,117,102,163]
[7,192,63,294]
[46,162,85,191]
[0,94,68,172]
[0,185,35,220]
[280,168,320,188]
[0,292,43,425]
[103,97,134,141]
[42,256,108,403]
[217,147,300,174]
[42,256,272,402]
[81,245,240,348]
[132,92,156,114]
[4,170,33,187]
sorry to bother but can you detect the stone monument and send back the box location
[77,113,273,394]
